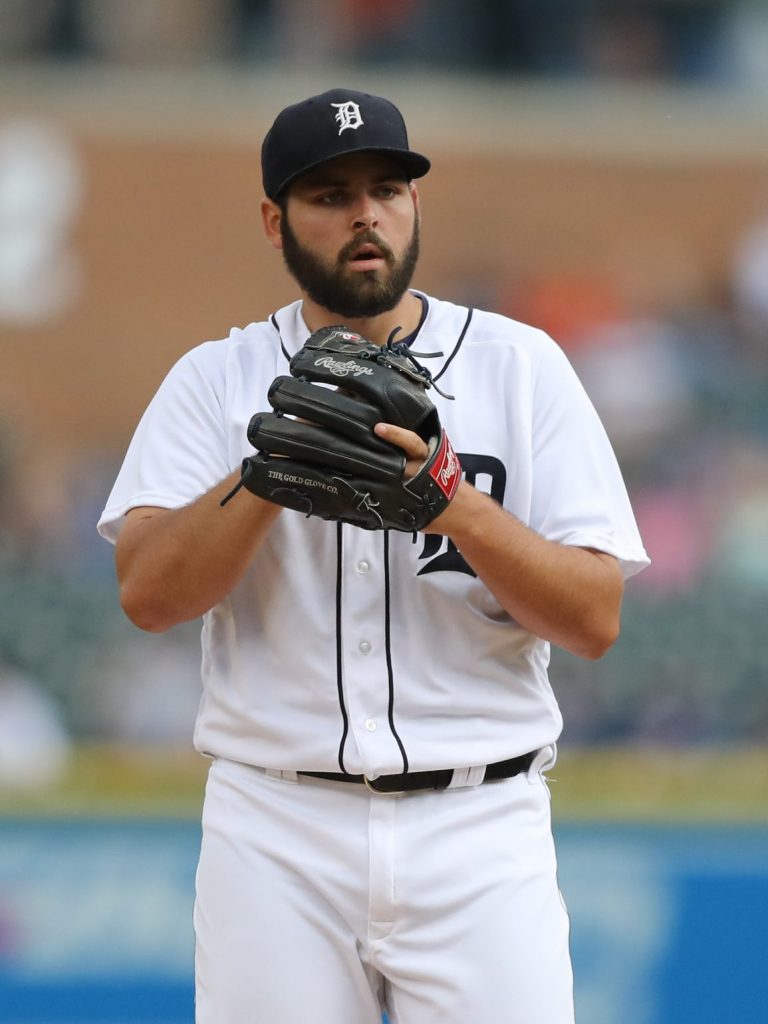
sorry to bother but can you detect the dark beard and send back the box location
[280,216,420,319]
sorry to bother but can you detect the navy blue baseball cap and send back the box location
[261,88,431,200]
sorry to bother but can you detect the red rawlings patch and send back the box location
[428,432,461,500]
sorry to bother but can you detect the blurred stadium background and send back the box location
[1,1,767,1022]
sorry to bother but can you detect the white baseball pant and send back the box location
[194,753,574,1023]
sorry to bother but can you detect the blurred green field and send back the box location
[1,746,767,822]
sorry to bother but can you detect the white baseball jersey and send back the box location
[98,293,649,778]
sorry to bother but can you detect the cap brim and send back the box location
[273,147,431,199]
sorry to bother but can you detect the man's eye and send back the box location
[318,192,343,205]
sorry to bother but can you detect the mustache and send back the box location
[337,230,394,264]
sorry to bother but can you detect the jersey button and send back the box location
[358,640,371,655]
[365,719,377,732]
[357,560,370,574]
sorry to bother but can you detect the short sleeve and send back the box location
[97,343,230,544]
[528,335,650,580]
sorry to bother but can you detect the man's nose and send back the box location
[351,197,378,231]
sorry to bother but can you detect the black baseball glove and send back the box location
[222,325,461,531]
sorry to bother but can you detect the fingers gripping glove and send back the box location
[223,326,462,531]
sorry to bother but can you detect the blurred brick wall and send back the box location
[2,121,767,459]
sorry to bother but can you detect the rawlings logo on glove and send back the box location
[430,433,461,499]
[313,355,375,377]
[221,325,460,531]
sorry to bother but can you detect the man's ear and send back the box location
[261,198,283,250]
[410,182,420,217]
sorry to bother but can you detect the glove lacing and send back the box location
[376,327,455,401]
[219,461,254,507]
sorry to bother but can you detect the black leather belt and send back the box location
[299,750,536,794]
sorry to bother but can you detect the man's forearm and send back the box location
[116,471,281,632]
[431,483,624,660]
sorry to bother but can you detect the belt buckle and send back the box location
[363,774,407,796]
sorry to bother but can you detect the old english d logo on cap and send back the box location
[331,101,363,135]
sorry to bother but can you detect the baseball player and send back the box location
[98,89,649,1023]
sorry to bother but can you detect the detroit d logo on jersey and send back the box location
[331,101,363,135]
[418,454,507,577]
